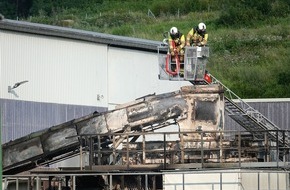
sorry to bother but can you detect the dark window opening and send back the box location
[195,100,216,122]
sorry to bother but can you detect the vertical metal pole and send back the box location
[88,136,93,169]
[268,172,271,190]
[110,175,113,190]
[276,131,279,167]
[58,178,62,190]
[220,131,223,163]
[143,130,146,164]
[220,172,222,190]
[265,132,268,162]
[16,178,19,190]
[258,172,260,190]
[97,135,101,165]
[201,132,204,168]
[113,135,116,164]
[283,131,286,163]
[238,132,241,168]
[36,176,40,190]
[80,137,83,170]
[27,177,30,190]
[145,174,148,190]
[285,172,289,190]
[183,173,185,190]
[72,175,76,190]
[277,172,280,190]
[180,133,184,163]
[126,134,129,169]
[163,134,167,169]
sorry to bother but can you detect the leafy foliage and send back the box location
[217,0,290,27]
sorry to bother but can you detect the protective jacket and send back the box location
[168,32,185,55]
[186,27,208,46]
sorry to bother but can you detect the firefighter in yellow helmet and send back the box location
[168,27,185,61]
[186,22,208,47]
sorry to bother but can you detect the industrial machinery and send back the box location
[2,84,225,175]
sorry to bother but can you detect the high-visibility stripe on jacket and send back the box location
[186,28,208,46]
[168,32,185,53]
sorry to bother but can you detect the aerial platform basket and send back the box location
[158,46,210,83]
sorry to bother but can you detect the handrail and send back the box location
[208,73,287,145]
[209,74,280,129]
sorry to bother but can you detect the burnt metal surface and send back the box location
[2,137,43,167]
[80,129,290,173]
[2,84,224,174]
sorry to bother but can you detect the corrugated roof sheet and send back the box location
[0,19,163,52]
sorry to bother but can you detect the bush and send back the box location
[111,25,134,36]
[217,6,263,27]
[216,0,290,28]
[270,1,290,17]
[0,1,17,19]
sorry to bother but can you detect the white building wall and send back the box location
[164,170,288,190]
[107,47,189,109]
[0,30,108,107]
[241,172,287,190]
[0,29,188,109]
[164,172,240,190]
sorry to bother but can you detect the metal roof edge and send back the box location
[0,19,163,52]
[233,98,290,103]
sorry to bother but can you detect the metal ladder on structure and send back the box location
[207,74,289,156]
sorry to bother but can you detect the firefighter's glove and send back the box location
[200,41,206,46]
[170,51,175,56]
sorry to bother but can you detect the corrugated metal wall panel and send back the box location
[0,30,108,107]
[249,101,290,130]
[0,99,106,143]
[225,100,290,131]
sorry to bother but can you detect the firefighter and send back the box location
[168,27,185,62]
[186,22,208,47]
